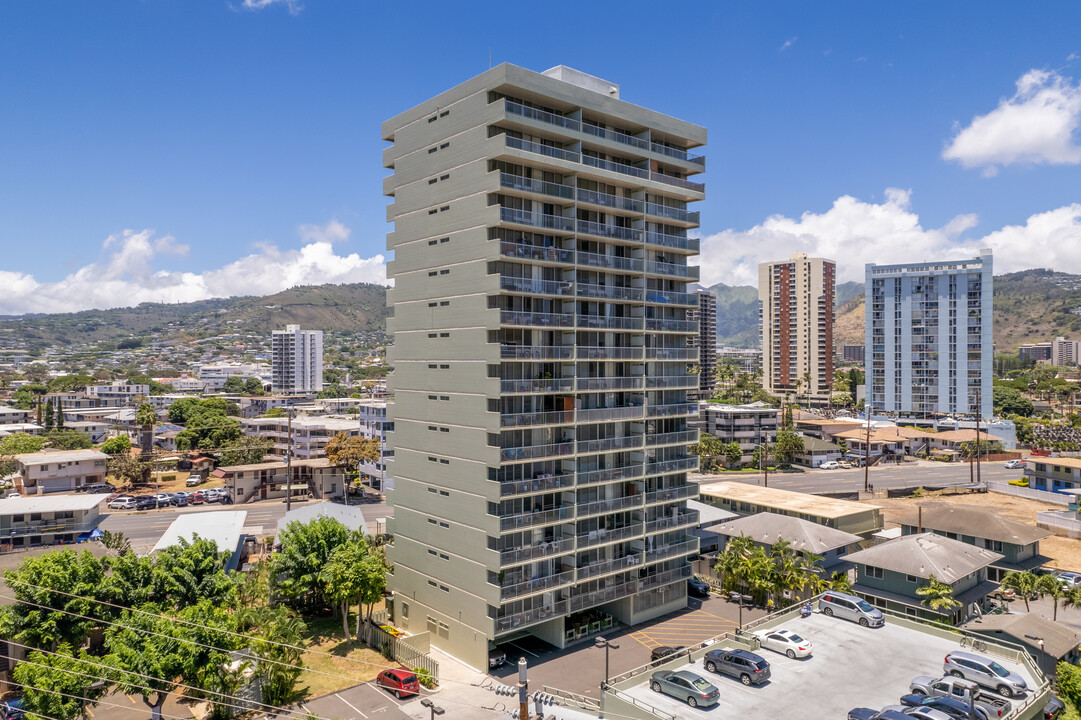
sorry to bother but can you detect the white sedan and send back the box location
[755,628,813,659]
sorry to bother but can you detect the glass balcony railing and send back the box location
[498,171,575,200]
[499,207,575,232]
[649,171,704,192]
[581,154,649,179]
[645,347,698,360]
[644,457,698,475]
[576,377,643,392]
[637,565,693,590]
[645,403,698,418]
[499,241,574,265]
[500,378,574,394]
[576,315,644,331]
[644,509,700,534]
[500,570,575,601]
[645,319,698,333]
[645,430,699,447]
[577,525,641,549]
[500,276,575,296]
[644,289,697,306]
[505,99,580,130]
[644,485,698,504]
[644,203,700,224]
[569,577,637,612]
[576,435,643,454]
[500,442,574,462]
[581,122,650,150]
[645,376,698,389]
[499,474,576,497]
[577,188,643,213]
[577,554,642,580]
[497,505,575,532]
[496,601,570,633]
[500,310,575,328]
[645,232,700,252]
[577,465,644,486]
[500,410,574,428]
[577,251,644,272]
[577,406,645,423]
[501,344,575,360]
[578,346,644,360]
[576,283,643,302]
[576,219,642,242]
[505,135,580,163]
[499,537,575,565]
[645,261,699,279]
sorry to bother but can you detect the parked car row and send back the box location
[105,488,231,510]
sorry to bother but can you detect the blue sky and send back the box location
[1,0,1080,313]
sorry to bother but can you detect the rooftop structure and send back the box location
[275,501,369,540]
[152,510,249,571]
[699,481,882,537]
[710,512,861,565]
[965,612,1081,669]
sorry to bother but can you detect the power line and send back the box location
[3,678,194,720]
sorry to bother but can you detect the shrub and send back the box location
[413,667,437,689]
[911,487,925,498]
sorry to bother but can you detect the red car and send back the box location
[190,492,205,505]
[376,668,420,699]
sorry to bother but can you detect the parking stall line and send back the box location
[335,693,368,718]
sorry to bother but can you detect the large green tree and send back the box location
[324,536,370,640]
[271,516,353,607]
[773,430,805,466]
[0,432,46,455]
[11,647,109,720]
[45,429,93,450]
[218,436,273,467]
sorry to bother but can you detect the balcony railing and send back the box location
[500,410,573,428]
[576,283,643,302]
[644,290,696,306]
[569,577,637,612]
[577,465,644,486]
[577,406,645,423]
[500,207,575,232]
[577,315,644,331]
[645,403,698,418]
[499,537,575,565]
[644,485,698,504]
[576,435,643,454]
[644,457,698,475]
[495,600,569,633]
[500,310,575,328]
[500,276,575,296]
[645,375,699,389]
[644,203,700,224]
[578,554,642,580]
[500,570,575,601]
[578,346,644,360]
[644,510,700,534]
[581,154,649,179]
[577,188,643,213]
[500,378,574,394]
[649,142,706,167]
[5,517,94,534]
[645,261,699,279]
[644,232,700,252]
[577,220,642,242]
[643,539,699,564]
[576,377,643,392]
[499,473,576,497]
[498,506,575,532]
[505,135,580,163]
[581,122,650,150]
[498,172,575,200]
[577,525,641,549]
[649,171,704,192]
[645,430,699,447]
[499,241,574,265]
[645,319,698,333]
[577,495,644,518]
[501,344,575,360]
[500,442,574,462]
[577,251,644,272]
[505,99,580,131]
[645,347,698,360]
[637,565,693,590]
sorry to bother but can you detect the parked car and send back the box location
[754,628,812,659]
[943,652,1028,698]
[650,646,687,666]
[879,707,955,720]
[820,461,841,470]
[649,670,719,708]
[488,645,506,669]
[190,492,205,505]
[988,587,1016,601]
[108,497,135,510]
[134,496,158,511]
[85,483,115,494]
[702,648,771,686]
[837,460,853,469]
[848,709,912,720]
[172,494,189,507]
[688,577,711,598]
[203,489,221,503]
[155,493,174,506]
[819,591,885,627]
[1043,696,1065,719]
[186,475,205,487]
[0,698,25,720]
[900,692,993,720]
[1057,571,1081,588]
[375,668,420,699]
[908,675,1009,717]
[1004,459,1026,469]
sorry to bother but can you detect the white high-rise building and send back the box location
[271,325,323,394]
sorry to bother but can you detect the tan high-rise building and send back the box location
[758,253,835,404]
[383,63,705,669]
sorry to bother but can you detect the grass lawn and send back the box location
[297,613,387,698]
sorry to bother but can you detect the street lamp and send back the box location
[420,698,445,720]
[596,637,619,720]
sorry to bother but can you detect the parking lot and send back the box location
[302,681,411,720]
[614,611,1038,719]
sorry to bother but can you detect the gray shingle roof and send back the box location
[708,512,861,554]
[895,504,1052,546]
[965,612,1081,659]
[846,532,1002,583]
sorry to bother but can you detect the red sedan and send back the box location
[376,668,420,699]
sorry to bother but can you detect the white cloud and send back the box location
[943,69,1081,175]
[780,37,797,52]
[694,189,1081,287]
[0,222,388,316]
[240,0,302,15]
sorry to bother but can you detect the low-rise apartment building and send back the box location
[699,481,883,537]
[357,400,393,491]
[211,458,342,503]
[240,415,360,462]
[0,494,108,547]
[0,405,31,425]
[1025,456,1081,495]
[86,382,150,407]
[696,403,778,464]
[13,449,110,494]
[711,512,861,568]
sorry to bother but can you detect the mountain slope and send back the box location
[706,282,760,348]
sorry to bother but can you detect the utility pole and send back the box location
[762,429,769,488]
[518,657,529,720]
[863,404,872,493]
[975,394,982,486]
[286,408,293,512]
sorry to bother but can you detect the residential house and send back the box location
[1025,457,1081,495]
[895,504,1052,582]
[711,512,862,569]
[63,420,112,444]
[698,481,883,537]
[152,510,249,572]
[0,493,108,547]
[13,449,110,494]
[0,405,31,425]
[0,423,44,437]
[796,436,844,468]
[846,532,1001,624]
[86,382,150,407]
[210,458,341,503]
[964,612,1081,676]
[240,415,361,462]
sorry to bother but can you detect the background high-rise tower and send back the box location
[690,290,717,400]
[383,63,705,669]
[271,325,323,394]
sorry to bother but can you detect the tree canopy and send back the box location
[0,432,46,455]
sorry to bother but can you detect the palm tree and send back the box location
[828,571,853,594]
[798,553,826,598]
[1062,586,1081,616]
[714,535,755,594]
[916,574,960,613]
[135,401,157,462]
[769,539,805,606]
[1036,574,1067,621]
[1000,571,1039,612]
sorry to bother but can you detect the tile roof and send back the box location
[895,504,1052,546]
[846,532,1002,583]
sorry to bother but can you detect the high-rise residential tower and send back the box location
[689,290,717,400]
[758,253,836,405]
[865,251,993,417]
[271,325,323,394]
[383,64,704,669]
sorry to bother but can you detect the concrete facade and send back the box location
[383,63,705,670]
[865,251,993,417]
[13,449,110,495]
[271,325,323,394]
[689,290,717,400]
[758,252,836,405]
[696,403,778,464]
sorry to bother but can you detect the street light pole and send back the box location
[595,637,619,719]
[863,403,872,493]
[419,698,444,720]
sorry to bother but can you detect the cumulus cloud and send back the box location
[694,189,1081,287]
[0,222,388,316]
[780,37,797,52]
[943,69,1081,175]
[240,0,302,15]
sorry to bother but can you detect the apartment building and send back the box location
[357,400,393,491]
[865,251,993,417]
[383,63,704,669]
[1018,337,1080,367]
[696,403,778,464]
[0,405,31,425]
[271,325,323,394]
[688,290,717,400]
[240,415,359,462]
[197,363,271,391]
[86,382,150,407]
[12,449,110,495]
[758,252,836,405]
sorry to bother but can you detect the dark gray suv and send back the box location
[702,648,771,686]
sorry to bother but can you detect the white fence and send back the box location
[1037,510,1081,538]
[986,481,1071,505]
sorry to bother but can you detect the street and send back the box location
[693,460,1021,495]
